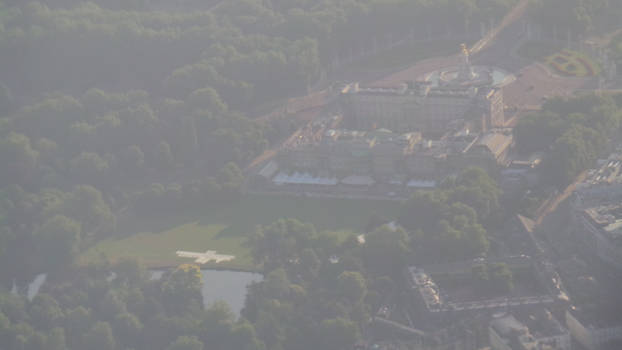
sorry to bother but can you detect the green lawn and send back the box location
[343,38,464,74]
[80,194,402,270]
[545,49,600,77]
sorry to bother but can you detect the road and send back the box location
[469,0,529,56]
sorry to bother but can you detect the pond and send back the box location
[151,269,263,316]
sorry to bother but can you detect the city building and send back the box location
[406,266,554,317]
[340,45,506,136]
[489,310,570,350]
[340,82,504,136]
[571,152,622,270]
[573,203,622,270]
[275,127,512,186]
[566,308,622,350]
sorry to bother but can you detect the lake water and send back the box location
[151,269,263,316]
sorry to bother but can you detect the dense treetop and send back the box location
[514,94,622,188]
[529,0,622,36]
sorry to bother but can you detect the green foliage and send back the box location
[529,0,622,35]
[34,215,81,270]
[167,335,204,350]
[318,318,360,350]
[249,218,317,271]
[514,94,622,188]
[0,259,266,350]
[361,225,411,275]
[28,294,63,331]
[399,167,498,263]
[337,271,367,304]
[0,132,38,186]
[161,265,204,315]
[490,263,514,293]
[84,321,115,350]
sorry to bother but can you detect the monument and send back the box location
[457,43,476,81]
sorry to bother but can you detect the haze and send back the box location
[0,1,621,350]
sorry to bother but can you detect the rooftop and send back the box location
[512,308,567,339]
[583,204,622,244]
[472,130,513,159]
[407,267,442,311]
[567,305,622,329]
[341,81,494,100]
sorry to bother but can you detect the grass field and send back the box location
[80,194,402,270]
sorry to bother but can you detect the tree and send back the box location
[114,258,147,286]
[83,321,115,350]
[451,167,500,220]
[249,219,301,270]
[69,151,109,183]
[46,327,68,350]
[34,215,81,269]
[155,141,175,171]
[262,268,291,300]
[63,185,115,235]
[361,225,410,275]
[0,311,10,345]
[399,191,448,233]
[299,248,321,279]
[29,294,64,330]
[167,335,204,350]
[98,291,127,321]
[113,312,143,349]
[337,271,367,304]
[187,87,227,114]
[490,263,513,293]
[0,132,38,186]
[200,301,234,350]
[318,318,359,350]
[472,264,489,290]
[228,321,264,350]
[121,145,145,173]
[0,82,14,116]
[216,162,245,196]
[545,124,604,188]
[161,264,203,314]
[64,306,92,347]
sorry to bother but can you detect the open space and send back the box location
[516,40,563,62]
[342,38,464,75]
[80,194,402,270]
[517,41,600,77]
